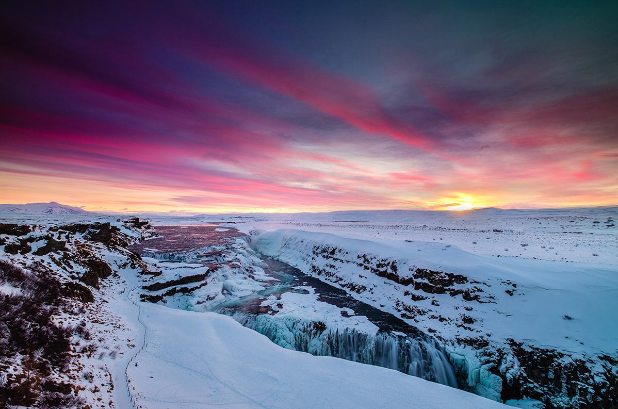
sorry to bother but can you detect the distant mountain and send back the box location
[0,201,90,215]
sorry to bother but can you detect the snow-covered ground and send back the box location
[146,207,618,266]
[2,207,616,408]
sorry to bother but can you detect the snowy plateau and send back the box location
[0,205,617,409]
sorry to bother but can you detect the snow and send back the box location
[143,258,209,282]
[135,232,462,388]
[246,291,381,354]
[0,216,156,408]
[127,303,505,409]
[146,207,617,266]
[0,281,21,296]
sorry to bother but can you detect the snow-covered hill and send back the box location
[0,201,90,215]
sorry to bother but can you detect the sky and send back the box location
[1,0,617,213]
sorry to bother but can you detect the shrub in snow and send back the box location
[0,260,82,408]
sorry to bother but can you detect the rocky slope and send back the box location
[0,218,154,408]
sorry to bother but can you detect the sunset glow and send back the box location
[1,1,617,213]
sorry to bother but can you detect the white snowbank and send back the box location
[128,303,506,409]
[0,282,21,296]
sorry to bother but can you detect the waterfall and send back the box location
[234,313,458,388]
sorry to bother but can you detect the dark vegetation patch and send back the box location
[356,253,415,286]
[460,314,475,324]
[4,238,33,255]
[455,336,489,349]
[412,267,467,287]
[341,281,367,294]
[77,256,112,289]
[58,247,113,289]
[124,217,150,229]
[86,223,122,246]
[0,260,85,408]
[403,290,428,301]
[62,281,94,303]
[0,224,31,236]
[394,300,428,320]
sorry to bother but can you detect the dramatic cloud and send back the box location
[1,0,617,212]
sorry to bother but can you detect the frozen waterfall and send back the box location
[235,313,458,387]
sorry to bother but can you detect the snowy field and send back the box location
[146,207,618,266]
[1,206,616,408]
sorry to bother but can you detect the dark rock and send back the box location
[4,238,32,255]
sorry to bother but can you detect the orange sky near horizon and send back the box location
[1,166,616,214]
